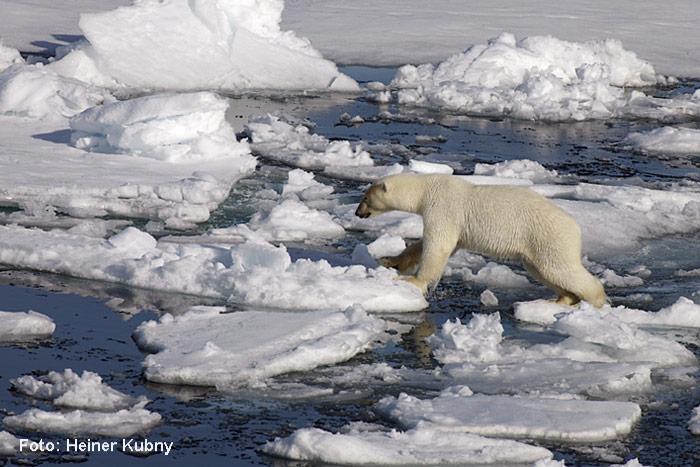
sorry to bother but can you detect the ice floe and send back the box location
[376,386,641,442]
[0,42,22,72]
[473,160,558,183]
[391,33,700,121]
[0,310,55,342]
[133,305,387,387]
[3,402,161,437]
[51,0,357,92]
[0,225,426,312]
[70,92,252,163]
[515,297,700,328]
[0,431,19,456]
[625,126,700,154]
[264,424,552,465]
[689,406,700,435]
[461,262,531,289]
[11,369,138,411]
[428,310,694,397]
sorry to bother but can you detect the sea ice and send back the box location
[0,225,427,312]
[52,0,357,92]
[473,160,558,183]
[11,369,137,411]
[462,262,531,288]
[3,402,161,437]
[689,405,700,435]
[0,310,55,342]
[391,33,700,121]
[515,297,700,328]
[0,42,22,71]
[625,127,700,154]
[264,425,552,465]
[133,305,387,387]
[377,386,642,442]
[0,431,19,456]
[70,92,252,163]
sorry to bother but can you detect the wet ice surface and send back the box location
[0,66,699,466]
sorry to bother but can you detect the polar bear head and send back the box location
[355,181,389,218]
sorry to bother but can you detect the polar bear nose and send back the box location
[355,202,371,218]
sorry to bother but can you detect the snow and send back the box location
[11,369,137,411]
[70,92,252,163]
[515,297,700,328]
[0,225,427,312]
[281,169,334,201]
[391,33,700,121]
[625,127,700,154]
[45,0,357,92]
[264,425,552,465]
[3,402,161,437]
[408,160,454,175]
[0,431,19,456]
[352,235,407,268]
[376,387,642,442]
[0,111,256,227]
[133,305,387,387]
[0,310,55,342]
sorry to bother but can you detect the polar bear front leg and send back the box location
[401,229,458,295]
[380,240,422,274]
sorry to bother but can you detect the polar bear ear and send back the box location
[378,181,388,192]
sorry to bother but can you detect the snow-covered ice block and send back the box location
[264,425,552,465]
[377,387,642,442]
[0,310,55,342]
[281,169,334,201]
[133,306,387,387]
[0,225,427,312]
[3,402,161,437]
[323,164,404,183]
[352,234,407,268]
[516,297,700,328]
[0,64,109,119]
[462,262,531,288]
[625,127,700,154]
[392,33,700,121]
[70,92,251,163]
[0,42,22,72]
[480,289,499,306]
[11,369,137,411]
[216,199,345,243]
[474,160,558,183]
[0,431,19,456]
[54,0,357,92]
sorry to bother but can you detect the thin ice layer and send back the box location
[0,310,55,342]
[264,425,552,465]
[0,225,426,312]
[3,403,160,437]
[133,306,387,387]
[53,0,357,92]
[392,33,700,121]
[11,369,136,411]
[69,92,252,163]
[377,387,641,442]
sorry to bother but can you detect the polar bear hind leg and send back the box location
[527,259,607,308]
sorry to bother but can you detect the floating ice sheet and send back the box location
[3,402,161,437]
[0,225,426,312]
[377,386,642,442]
[264,425,552,465]
[0,310,55,342]
[0,431,19,456]
[11,369,137,411]
[133,305,387,387]
[625,127,700,154]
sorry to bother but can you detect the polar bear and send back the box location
[355,174,606,307]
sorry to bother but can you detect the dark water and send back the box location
[1,67,700,466]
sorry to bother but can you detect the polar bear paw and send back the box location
[398,275,428,295]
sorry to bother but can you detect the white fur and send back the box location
[361,174,606,306]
